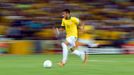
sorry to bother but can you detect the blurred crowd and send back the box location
[0,0,134,47]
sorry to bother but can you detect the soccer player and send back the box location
[77,24,98,48]
[57,9,87,67]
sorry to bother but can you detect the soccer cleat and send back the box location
[83,52,88,64]
[57,62,65,67]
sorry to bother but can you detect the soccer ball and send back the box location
[43,60,52,68]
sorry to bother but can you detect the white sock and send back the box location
[61,43,68,64]
[72,50,85,61]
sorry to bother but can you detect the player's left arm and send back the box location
[72,17,84,29]
[77,20,85,33]
[78,21,85,30]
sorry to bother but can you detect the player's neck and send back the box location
[65,16,71,20]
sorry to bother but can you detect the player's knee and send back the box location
[61,42,67,47]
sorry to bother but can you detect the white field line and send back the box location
[88,60,134,62]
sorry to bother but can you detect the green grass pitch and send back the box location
[0,54,134,75]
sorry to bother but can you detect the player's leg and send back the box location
[87,40,98,47]
[74,39,98,63]
[58,36,77,67]
[78,39,98,47]
[72,41,88,64]
[58,41,69,67]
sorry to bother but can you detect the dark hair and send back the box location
[63,9,70,14]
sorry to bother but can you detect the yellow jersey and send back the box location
[61,17,79,38]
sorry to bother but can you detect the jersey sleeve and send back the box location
[72,17,80,25]
[61,19,65,26]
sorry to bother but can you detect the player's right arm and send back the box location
[55,19,65,35]
[58,19,65,31]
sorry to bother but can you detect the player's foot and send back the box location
[83,52,88,64]
[57,62,65,67]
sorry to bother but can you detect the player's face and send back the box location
[62,12,68,18]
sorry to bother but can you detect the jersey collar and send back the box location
[65,16,71,20]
